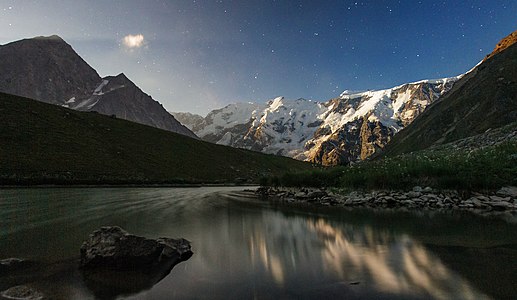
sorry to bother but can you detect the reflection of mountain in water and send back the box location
[307,219,490,300]
[154,199,500,299]
[246,212,491,299]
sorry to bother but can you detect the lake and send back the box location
[1,187,516,299]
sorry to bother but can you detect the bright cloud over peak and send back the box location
[122,34,145,48]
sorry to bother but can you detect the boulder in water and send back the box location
[80,226,192,270]
[80,226,193,298]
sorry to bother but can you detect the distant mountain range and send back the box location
[0,35,196,138]
[176,30,517,165]
[175,77,460,165]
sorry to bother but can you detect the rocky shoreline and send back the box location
[256,186,517,216]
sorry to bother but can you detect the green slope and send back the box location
[0,92,312,185]
[381,42,517,157]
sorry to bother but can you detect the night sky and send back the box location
[1,1,516,115]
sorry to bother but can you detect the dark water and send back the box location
[1,187,516,299]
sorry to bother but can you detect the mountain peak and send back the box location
[105,73,132,86]
[33,35,64,41]
[26,35,69,47]
[484,29,517,61]
[1,35,68,48]
[115,72,128,79]
[0,34,101,106]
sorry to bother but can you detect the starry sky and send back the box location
[1,1,516,115]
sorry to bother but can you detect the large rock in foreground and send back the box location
[80,226,192,270]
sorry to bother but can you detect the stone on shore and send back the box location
[306,191,328,199]
[497,186,517,198]
[256,185,517,215]
[1,285,43,300]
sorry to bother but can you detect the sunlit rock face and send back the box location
[176,78,459,165]
[484,29,517,61]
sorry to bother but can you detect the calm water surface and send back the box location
[0,187,516,299]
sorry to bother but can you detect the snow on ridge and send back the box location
[191,74,460,161]
[72,79,110,110]
[340,75,462,100]
[93,79,109,95]
[194,97,325,156]
[333,75,462,130]
[72,78,133,111]
[196,102,263,137]
[339,89,368,98]
[465,60,484,75]
[268,96,285,111]
[62,97,76,108]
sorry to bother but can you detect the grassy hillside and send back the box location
[381,42,517,157]
[0,92,313,185]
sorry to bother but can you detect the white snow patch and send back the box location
[217,132,234,145]
[93,80,109,95]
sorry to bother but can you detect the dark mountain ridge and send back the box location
[382,30,517,156]
[0,35,196,138]
[0,35,100,105]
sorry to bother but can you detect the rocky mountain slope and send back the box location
[382,30,517,156]
[175,77,460,165]
[0,35,196,138]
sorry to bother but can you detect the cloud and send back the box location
[122,34,145,48]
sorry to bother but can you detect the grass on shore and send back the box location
[262,141,517,191]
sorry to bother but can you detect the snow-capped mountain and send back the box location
[175,77,460,165]
[0,35,196,138]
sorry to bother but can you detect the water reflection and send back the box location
[309,218,489,299]
[141,201,497,300]
[238,213,490,299]
[0,188,514,299]
[81,253,192,300]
